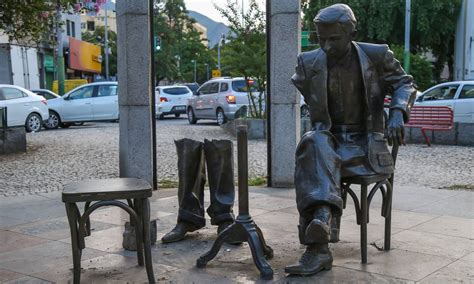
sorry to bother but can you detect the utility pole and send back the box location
[217,33,224,70]
[403,0,411,74]
[104,0,110,80]
[191,60,197,82]
[56,0,65,96]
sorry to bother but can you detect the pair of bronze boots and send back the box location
[162,138,236,243]
[285,205,337,276]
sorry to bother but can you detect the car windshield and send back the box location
[232,80,261,92]
[161,87,189,95]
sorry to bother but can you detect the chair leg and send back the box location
[360,185,368,264]
[141,198,155,283]
[134,198,144,266]
[384,182,393,251]
[65,203,82,284]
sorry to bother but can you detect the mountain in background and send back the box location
[188,10,230,48]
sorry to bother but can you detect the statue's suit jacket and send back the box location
[292,42,416,174]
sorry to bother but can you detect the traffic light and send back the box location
[154,36,161,51]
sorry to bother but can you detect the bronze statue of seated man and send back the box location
[285,4,416,276]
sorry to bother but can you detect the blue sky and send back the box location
[184,0,264,24]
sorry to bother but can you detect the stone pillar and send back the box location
[117,0,156,189]
[268,0,301,187]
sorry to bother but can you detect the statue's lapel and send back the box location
[353,41,374,130]
[309,50,331,129]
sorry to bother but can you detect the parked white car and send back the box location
[0,84,49,132]
[186,77,265,125]
[45,82,118,129]
[415,81,474,123]
[155,86,193,119]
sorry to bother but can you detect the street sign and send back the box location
[212,69,221,78]
[301,31,310,47]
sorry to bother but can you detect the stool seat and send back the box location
[62,178,152,202]
[342,174,390,185]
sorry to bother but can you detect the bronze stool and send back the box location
[62,178,155,284]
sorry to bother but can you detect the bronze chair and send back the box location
[62,178,155,284]
[340,144,399,263]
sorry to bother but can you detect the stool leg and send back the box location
[360,185,368,264]
[384,182,393,251]
[134,198,144,266]
[141,198,155,283]
[65,203,82,284]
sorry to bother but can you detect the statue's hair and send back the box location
[314,4,357,35]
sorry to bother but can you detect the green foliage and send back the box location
[301,0,462,82]
[0,0,75,44]
[391,45,433,91]
[248,176,267,186]
[216,0,266,119]
[82,26,117,77]
[153,0,214,84]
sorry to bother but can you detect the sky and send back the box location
[184,0,265,24]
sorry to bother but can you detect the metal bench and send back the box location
[62,178,155,284]
[405,106,454,146]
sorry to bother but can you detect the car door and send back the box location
[202,82,219,118]
[453,83,474,123]
[61,85,95,121]
[0,87,30,126]
[93,84,118,120]
[194,83,210,118]
[416,84,459,110]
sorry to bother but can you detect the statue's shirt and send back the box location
[327,47,365,128]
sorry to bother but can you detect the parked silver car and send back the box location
[186,77,263,125]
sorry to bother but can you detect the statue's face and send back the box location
[316,23,352,60]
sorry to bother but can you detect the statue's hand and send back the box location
[386,109,405,146]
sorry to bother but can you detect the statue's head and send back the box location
[314,4,356,59]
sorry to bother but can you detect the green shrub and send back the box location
[391,45,434,91]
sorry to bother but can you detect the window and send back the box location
[69,86,94,100]
[220,83,229,92]
[71,22,76,37]
[232,79,261,92]
[459,85,474,99]
[198,84,210,95]
[66,20,71,36]
[421,85,459,102]
[97,85,117,97]
[208,82,219,94]
[162,87,189,95]
[34,91,55,100]
[1,88,26,100]
[87,21,95,31]
[81,23,86,30]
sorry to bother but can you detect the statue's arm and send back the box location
[381,47,417,123]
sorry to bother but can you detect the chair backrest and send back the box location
[0,107,6,129]
[407,106,453,127]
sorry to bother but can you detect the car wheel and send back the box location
[216,108,226,125]
[301,105,310,118]
[158,114,164,120]
[44,111,60,129]
[175,113,180,118]
[25,113,42,133]
[187,107,197,124]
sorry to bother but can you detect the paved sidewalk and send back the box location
[0,185,472,283]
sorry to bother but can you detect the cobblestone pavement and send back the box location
[0,120,473,197]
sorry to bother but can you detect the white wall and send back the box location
[454,0,474,81]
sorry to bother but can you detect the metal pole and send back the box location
[104,1,109,80]
[205,63,209,80]
[193,60,197,82]
[237,125,249,217]
[403,0,411,73]
[217,37,221,70]
[56,0,65,96]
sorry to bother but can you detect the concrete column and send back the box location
[268,0,301,187]
[117,0,156,189]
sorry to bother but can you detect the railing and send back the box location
[0,107,6,129]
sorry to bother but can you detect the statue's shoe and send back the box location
[161,222,197,243]
[285,249,333,276]
[305,219,330,244]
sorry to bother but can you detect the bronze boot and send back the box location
[285,244,333,276]
[305,205,332,244]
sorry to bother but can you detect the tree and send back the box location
[216,0,266,118]
[301,0,462,82]
[0,0,75,44]
[82,26,118,78]
[153,0,214,85]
